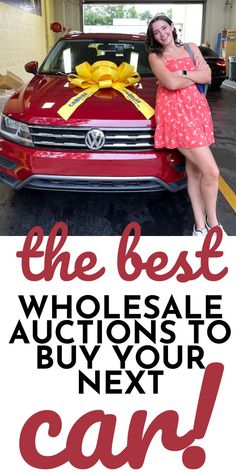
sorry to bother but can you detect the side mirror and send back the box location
[24,61,38,75]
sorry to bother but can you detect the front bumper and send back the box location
[0,138,186,192]
[0,173,186,192]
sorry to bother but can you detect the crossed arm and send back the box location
[148,43,211,91]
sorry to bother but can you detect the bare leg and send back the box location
[178,146,219,227]
[185,159,205,229]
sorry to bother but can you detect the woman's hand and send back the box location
[195,56,208,70]
[174,56,208,78]
[173,70,184,78]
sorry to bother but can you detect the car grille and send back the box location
[12,175,186,192]
[29,126,155,151]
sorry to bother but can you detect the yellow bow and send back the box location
[57,60,155,121]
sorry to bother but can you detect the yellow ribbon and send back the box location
[57,60,155,121]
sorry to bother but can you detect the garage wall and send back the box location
[0,0,56,82]
[204,0,236,50]
[54,0,82,32]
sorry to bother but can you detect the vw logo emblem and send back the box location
[85,128,106,150]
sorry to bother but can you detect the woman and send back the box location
[146,14,225,236]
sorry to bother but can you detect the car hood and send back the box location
[3,74,156,127]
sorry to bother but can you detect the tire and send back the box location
[211,80,223,88]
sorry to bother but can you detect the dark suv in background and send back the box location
[199,46,226,88]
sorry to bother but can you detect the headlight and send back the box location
[0,114,33,147]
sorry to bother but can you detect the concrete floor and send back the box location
[0,84,235,236]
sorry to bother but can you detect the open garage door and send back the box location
[82,1,206,44]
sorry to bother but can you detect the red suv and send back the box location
[0,32,186,192]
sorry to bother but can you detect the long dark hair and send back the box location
[145,14,181,56]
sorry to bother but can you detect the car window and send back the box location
[40,39,153,77]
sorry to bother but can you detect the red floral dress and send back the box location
[154,57,215,149]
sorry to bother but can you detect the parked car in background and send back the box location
[199,46,226,88]
[0,32,186,192]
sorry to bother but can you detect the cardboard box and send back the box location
[0,95,9,110]
[0,71,25,90]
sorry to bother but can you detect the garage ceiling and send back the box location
[82,1,206,3]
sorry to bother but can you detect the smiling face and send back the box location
[152,19,174,47]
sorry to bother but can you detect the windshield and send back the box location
[40,38,153,77]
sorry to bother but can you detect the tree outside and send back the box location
[84,5,173,26]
